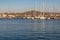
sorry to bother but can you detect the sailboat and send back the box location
[40,0,46,19]
[40,11,46,19]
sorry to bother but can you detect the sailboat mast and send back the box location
[34,0,37,18]
[34,0,37,10]
[42,0,44,17]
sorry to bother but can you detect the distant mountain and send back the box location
[0,10,60,18]
[22,10,60,17]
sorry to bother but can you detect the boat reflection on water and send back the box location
[0,18,60,40]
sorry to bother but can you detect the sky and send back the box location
[0,0,60,13]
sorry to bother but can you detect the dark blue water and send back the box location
[0,18,60,40]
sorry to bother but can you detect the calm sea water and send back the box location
[0,18,60,40]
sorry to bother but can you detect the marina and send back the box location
[0,0,60,40]
[0,11,60,19]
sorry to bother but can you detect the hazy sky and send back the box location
[0,0,60,13]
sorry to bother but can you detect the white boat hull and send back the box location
[40,17,46,19]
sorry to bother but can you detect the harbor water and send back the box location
[0,18,60,40]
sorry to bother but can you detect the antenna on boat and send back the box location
[8,7,10,13]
